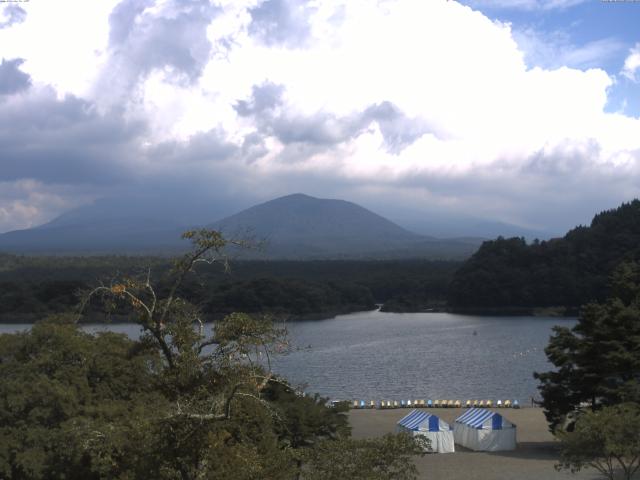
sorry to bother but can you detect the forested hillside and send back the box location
[0,256,458,321]
[448,200,640,309]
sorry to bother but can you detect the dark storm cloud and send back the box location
[0,88,145,184]
[248,0,314,48]
[0,5,27,29]
[0,58,31,95]
[235,82,434,154]
[106,0,220,87]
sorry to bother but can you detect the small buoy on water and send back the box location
[473,330,477,336]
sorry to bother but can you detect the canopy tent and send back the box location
[453,408,516,451]
[397,409,455,453]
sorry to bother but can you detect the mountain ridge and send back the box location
[0,193,481,258]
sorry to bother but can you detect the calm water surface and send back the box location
[0,310,575,403]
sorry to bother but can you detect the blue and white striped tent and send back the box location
[397,409,455,453]
[453,408,516,451]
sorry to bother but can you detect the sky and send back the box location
[0,0,639,236]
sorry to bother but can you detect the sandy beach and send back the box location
[349,407,603,480]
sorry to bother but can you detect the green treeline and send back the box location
[448,200,640,310]
[0,257,459,321]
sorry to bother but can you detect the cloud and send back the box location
[464,0,587,10]
[0,58,31,95]
[513,29,625,70]
[148,127,238,165]
[622,43,640,82]
[97,0,220,105]
[362,102,436,154]
[234,82,434,154]
[248,0,314,48]
[0,0,639,235]
[235,82,285,117]
[0,5,26,29]
[235,82,361,147]
[0,86,145,184]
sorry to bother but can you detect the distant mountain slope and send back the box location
[0,196,193,254]
[448,200,640,309]
[211,194,479,259]
[0,218,188,254]
[0,193,482,258]
[211,193,421,253]
[400,216,554,241]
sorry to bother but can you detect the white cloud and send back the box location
[0,0,639,233]
[0,0,118,97]
[622,43,640,82]
[513,27,625,70]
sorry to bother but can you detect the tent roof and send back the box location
[455,408,514,430]
[397,409,450,432]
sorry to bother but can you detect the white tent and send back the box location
[397,409,455,453]
[453,408,516,451]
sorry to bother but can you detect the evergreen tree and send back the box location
[535,261,640,432]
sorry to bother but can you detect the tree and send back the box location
[0,314,166,480]
[534,261,640,432]
[301,433,427,480]
[556,403,640,480]
[1,229,424,479]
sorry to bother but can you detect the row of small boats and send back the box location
[351,399,520,409]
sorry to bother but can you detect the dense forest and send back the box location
[0,256,459,322]
[448,200,640,311]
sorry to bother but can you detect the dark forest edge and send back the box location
[0,256,459,323]
[448,200,640,311]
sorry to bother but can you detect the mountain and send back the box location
[0,196,194,254]
[0,217,189,254]
[0,193,482,258]
[448,199,640,310]
[398,216,555,241]
[210,193,480,259]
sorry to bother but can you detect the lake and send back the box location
[0,310,575,404]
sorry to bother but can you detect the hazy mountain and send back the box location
[0,193,482,258]
[210,194,480,259]
[0,218,188,255]
[396,215,554,240]
[0,196,195,254]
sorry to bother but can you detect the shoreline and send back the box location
[0,304,580,325]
